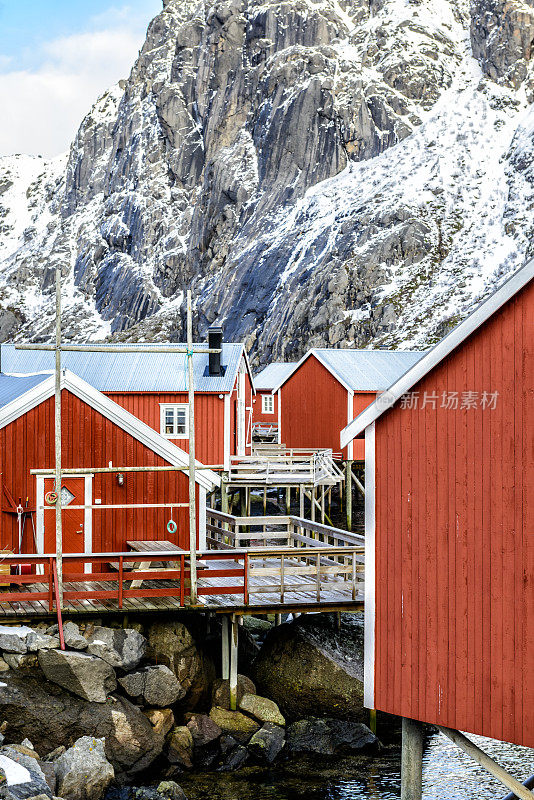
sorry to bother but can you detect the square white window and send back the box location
[160,404,189,438]
[262,394,274,414]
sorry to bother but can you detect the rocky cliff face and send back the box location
[0,0,533,363]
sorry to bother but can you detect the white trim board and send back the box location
[363,422,376,709]
[0,370,220,490]
[341,259,534,447]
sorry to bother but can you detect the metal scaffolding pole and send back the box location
[54,265,63,607]
[187,291,198,604]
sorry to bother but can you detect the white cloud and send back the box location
[0,6,158,157]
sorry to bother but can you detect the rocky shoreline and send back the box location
[0,613,379,800]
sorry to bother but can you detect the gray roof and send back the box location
[272,349,425,392]
[254,363,294,390]
[341,258,534,447]
[0,343,246,393]
[0,373,50,408]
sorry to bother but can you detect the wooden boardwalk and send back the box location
[0,514,364,620]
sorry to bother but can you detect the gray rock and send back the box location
[0,628,31,654]
[0,671,164,779]
[55,737,114,800]
[155,782,186,800]
[2,655,38,671]
[185,714,221,748]
[239,694,285,726]
[25,633,60,653]
[208,707,259,744]
[286,718,377,756]
[216,744,249,772]
[248,722,285,764]
[143,708,174,738]
[38,650,116,703]
[61,623,87,651]
[119,666,184,707]
[146,622,215,711]
[165,726,193,768]
[0,747,52,799]
[254,613,365,721]
[211,675,255,710]
[86,627,146,671]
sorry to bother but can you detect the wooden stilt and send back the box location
[285,487,291,515]
[221,475,229,514]
[240,489,246,517]
[311,486,316,521]
[369,709,377,734]
[321,489,325,524]
[345,460,353,531]
[263,488,267,514]
[275,613,282,626]
[229,614,239,710]
[222,615,230,681]
[401,717,423,800]
[299,484,304,518]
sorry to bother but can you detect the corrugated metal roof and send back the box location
[253,363,294,390]
[313,349,425,391]
[0,373,50,408]
[0,343,245,393]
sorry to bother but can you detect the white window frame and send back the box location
[262,393,274,414]
[159,403,189,438]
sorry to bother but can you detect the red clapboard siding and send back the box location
[280,355,349,455]
[254,390,279,426]
[106,392,225,466]
[0,390,199,555]
[352,392,377,460]
[373,279,534,747]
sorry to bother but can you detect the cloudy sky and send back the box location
[0,0,161,158]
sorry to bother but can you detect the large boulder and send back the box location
[118,666,184,707]
[0,671,164,779]
[253,613,365,721]
[0,747,52,799]
[55,737,114,800]
[38,650,116,703]
[62,623,87,651]
[146,621,215,710]
[165,726,193,769]
[86,627,146,671]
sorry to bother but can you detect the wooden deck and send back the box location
[0,514,364,619]
[227,448,344,488]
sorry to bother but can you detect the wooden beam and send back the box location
[401,718,423,800]
[438,727,534,800]
[221,615,229,680]
[229,614,239,710]
[186,290,198,604]
[345,460,352,531]
[54,262,63,608]
[350,467,365,497]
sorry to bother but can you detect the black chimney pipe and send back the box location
[208,326,223,376]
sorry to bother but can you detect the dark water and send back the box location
[178,732,534,800]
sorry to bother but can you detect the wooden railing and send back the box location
[0,542,364,609]
[206,509,364,549]
[228,448,344,486]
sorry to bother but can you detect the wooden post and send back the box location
[221,615,230,680]
[186,291,198,604]
[263,488,267,514]
[285,487,290,514]
[221,474,229,514]
[54,263,63,607]
[369,709,377,734]
[299,484,304,518]
[311,486,316,521]
[401,717,423,800]
[345,460,352,531]
[229,614,239,711]
[321,489,325,524]
[240,489,246,517]
[438,727,534,800]
[275,613,282,626]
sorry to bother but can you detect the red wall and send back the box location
[352,392,377,460]
[280,356,348,455]
[373,280,534,746]
[0,391,199,555]
[253,390,279,427]
[106,392,225,466]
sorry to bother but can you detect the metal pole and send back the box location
[187,290,198,604]
[438,727,534,800]
[54,264,63,607]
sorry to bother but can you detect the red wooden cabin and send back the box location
[271,349,422,460]
[0,370,219,566]
[1,329,254,471]
[252,363,292,439]
[341,261,534,747]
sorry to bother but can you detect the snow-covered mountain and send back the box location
[0,0,533,364]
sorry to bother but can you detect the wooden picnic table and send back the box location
[126,540,184,589]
